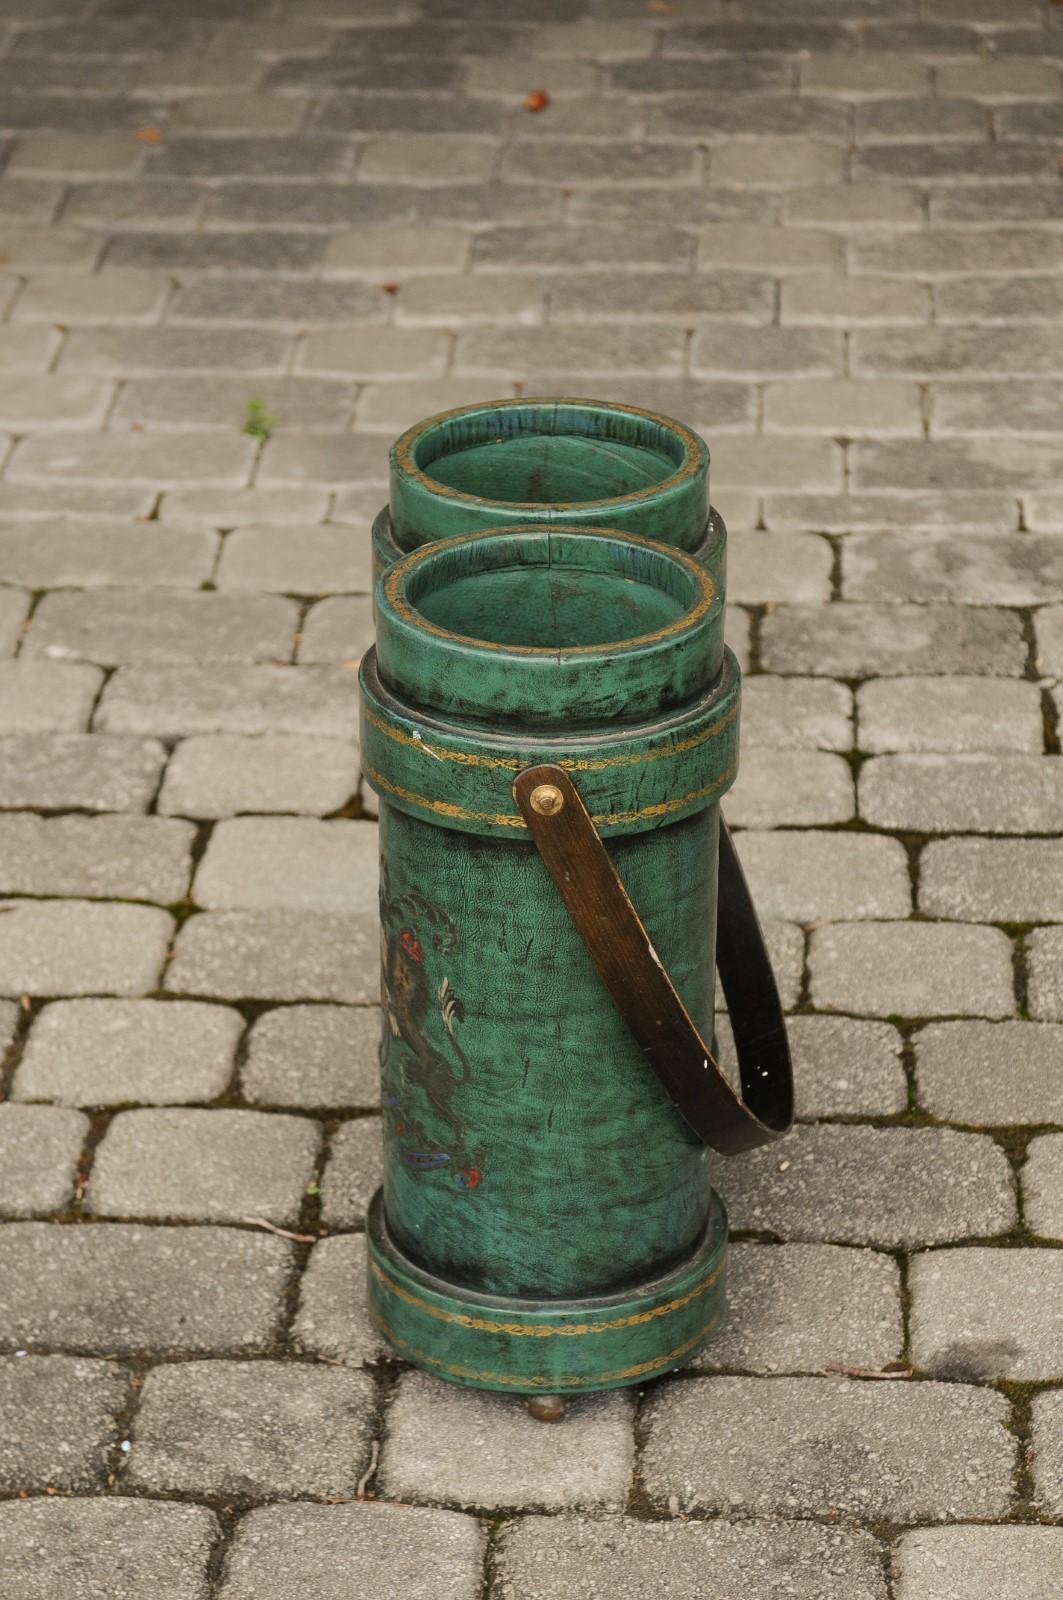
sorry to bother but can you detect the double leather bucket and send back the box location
[359,400,792,1395]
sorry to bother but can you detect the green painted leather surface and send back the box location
[377,799,717,1300]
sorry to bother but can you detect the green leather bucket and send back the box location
[373,396,728,599]
[359,400,792,1396]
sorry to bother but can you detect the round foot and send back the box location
[527,1395,567,1423]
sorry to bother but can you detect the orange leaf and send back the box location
[134,126,163,143]
[380,281,400,295]
[648,0,674,11]
[524,89,550,112]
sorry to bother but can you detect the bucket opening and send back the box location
[403,529,700,655]
[406,400,693,509]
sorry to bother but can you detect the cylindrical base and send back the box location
[365,1187,728,1394]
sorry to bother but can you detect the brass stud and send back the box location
[529,783,565,817]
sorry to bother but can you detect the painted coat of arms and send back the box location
[379,862,486,1190]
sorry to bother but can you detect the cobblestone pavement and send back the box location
[0,0,1062,1594]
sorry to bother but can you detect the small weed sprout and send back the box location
[243,396,280,442]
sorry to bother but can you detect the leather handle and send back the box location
[513,764,793,1156]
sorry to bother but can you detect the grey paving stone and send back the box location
[96,665,360,739]
[298,597,375,664]
[938,58,1060,99]
[916,1021,1063,1125]
[0,734,165,813]
[0,324,58,370]
[761,604,1026,678]
[693,1243,902,1376]
[802,51,930,96]
[0,588,29,657]
[785,1015,907,1117]
[858,678,1044,754]
[117,375,356,432]
[0,1498,219,1600]
[0,1222,291,1354]
[641,1375,1013,1520]
[726,533,832,606]
[856,141,1056,184]
[736,831,910,922]
[394,273,546,329]
[921,839,1063,922]
[24,591,299,668]
[496,1515,887,1600]
[1024,1134,1063,1237]
[158,734,360,819]
[855,228,1060,279]
[698,224,844,276]
[1036,605,1063,676]
[712,138,845,190]
[691,327,841,379]
[88,1108,320,1226]
[60,327,292,376]
[1029,928,1063,1024]
[220,1502,484,1600]
[845,533,1063,607]
[358,376,521,435]
[739,677,852,752]
[126,1360,376,1498]
[722,1123,1015,1247]
[781,274,931,326]
[217,524,370,596]
[0,373,114,431]
[763,377,921,436]
[381,1369,634,1511]
[8,431,256,488]
[548,270,772,327]
[0,485,153,521]
[14,999,242,1109]
[0,226,100,271]
[12,269,169,324]
[242,1005,380,1108]
[855,96,989,142]
[473,225,691,274]
[0,520,217,589]
[766,490,1020,534]
[0,815,193,903]
[708,435,842,493]
[860,755,1063,835]
[911,1248,1063,1382]
[896,1526,1063,1600]
[195,818,378,915]
[783,183,924,230]
[159,487,330,528]
[257,433,387,490]
[811,921,1014,1019]
[1027,497,1063,536]
[320,1117,383,1228]
[936,277,1063,327]
[932,380,1063,439]
[0,660,102,732]
[0,1354,124,1490]
[301,325,450,380]
[0,900,172,999]
[726,750,854,828]
[1034,1391,1063,1518]
[292,1233,383,1366]
[321,226,466,278]
[0,1104,87,1216]
[167,910,379,1003]
[853,329,1063,382]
